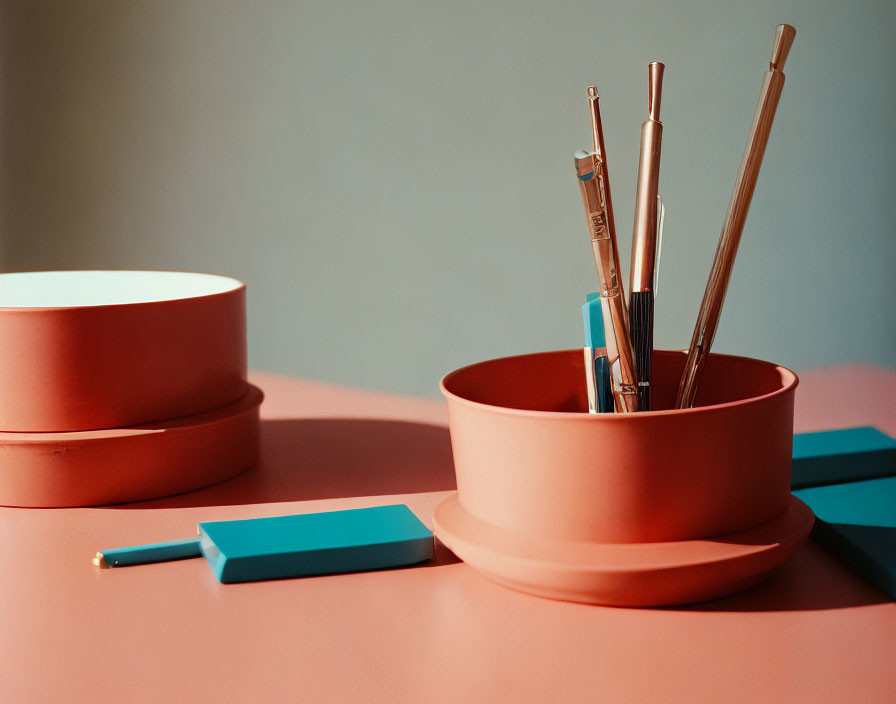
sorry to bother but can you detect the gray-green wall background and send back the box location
[3,0,894,397]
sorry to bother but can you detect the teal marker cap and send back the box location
[582,293,606,348]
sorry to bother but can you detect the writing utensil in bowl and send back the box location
[575,85,639,413]
[629,61,666,411]
[582,292,614,413]
[675,24,796,409]
[587,85,623,290]
[574,155,639,413]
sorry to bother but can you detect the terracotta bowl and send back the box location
[432,349,814,606]
[0,271,247,432]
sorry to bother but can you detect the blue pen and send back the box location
[582,293,614,413]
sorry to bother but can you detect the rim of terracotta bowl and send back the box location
[440,348,798,419]
[0,270,245,313]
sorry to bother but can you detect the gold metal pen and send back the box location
[586,86,624,296]
[575,147,640,413]
[675,24,796,409]
[629,62,665,411]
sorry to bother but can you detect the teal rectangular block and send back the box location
[791,426,896,489]
[794,476,896,599]
[198,504,434,583]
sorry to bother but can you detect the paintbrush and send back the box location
[629,62,666,411]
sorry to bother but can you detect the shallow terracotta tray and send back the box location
[0,385,262,507]
[0,271,247,432]
[433,493,814,607]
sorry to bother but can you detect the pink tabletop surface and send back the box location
[2,364,895,703]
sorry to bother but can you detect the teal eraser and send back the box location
[791,426,896,489]
[197,504,434,583]
[582,293,606,348]
[794,476,896,599]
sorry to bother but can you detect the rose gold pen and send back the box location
[574,87,639,413]
[675,24,796,409]
[586,86,623,284]
[629,62,665,411]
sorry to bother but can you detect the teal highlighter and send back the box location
[582,293,613,413]
[94,504,434,583]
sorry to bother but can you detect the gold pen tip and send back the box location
[586,85,598,99]
[770,24,796,71]
[93,552,110,568]
[648,62,664,121]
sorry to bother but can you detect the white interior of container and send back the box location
[0,271,242,308]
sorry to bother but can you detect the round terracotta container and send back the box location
[0,271,247,432]
[432,349,814,606]
[0,385,263,507]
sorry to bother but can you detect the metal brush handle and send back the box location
[630,62,665,295]
[675,25,795,409]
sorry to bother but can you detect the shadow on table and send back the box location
[122,418,457,509]
[668,539,891,612]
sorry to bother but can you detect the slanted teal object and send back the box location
[794,476,896,599]
[582,292,606,348]
[791,426,896,489]
[94,504,434,583]
[790,426,896,599]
